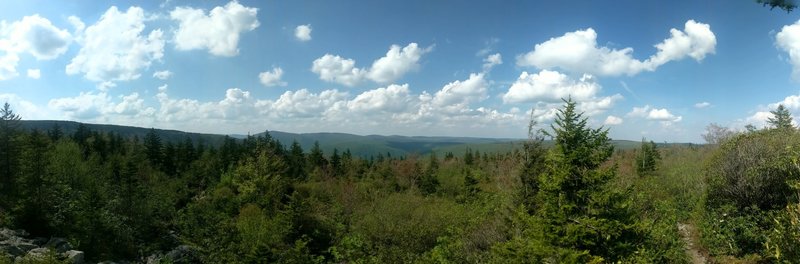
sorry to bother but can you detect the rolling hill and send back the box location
[19,120,685,158]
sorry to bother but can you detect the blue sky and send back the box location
[1,0,800,142]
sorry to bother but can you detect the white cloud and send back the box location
[294,24,312,41]
[482,53,502,72]
[694,101,711,108]
[260,89,348,118]
[503,70,601,103]
[26,69,40,79]
[604,115,623,125]
[170,1,259,56]
[367,43,432,83]
[1,15,72,60]
[312,43,431,86]
[49,91,113,119]
[0,93,51,119]
[627,105,682,122]
[776,20,800,79]
[311,54,366,86]
[258,67,287,87]
[0,53,18,80]
[476,37,499,57]
[742,111,774,128]
[348,84,415,113]
[0,15,72,80]
[517,20,716,76]
[153,70,172,80]
[66,6,164,83]
[431,73,488,109]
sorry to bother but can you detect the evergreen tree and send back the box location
[143,128,163,168]
[15,129,51,234]
[308,141,326,168]
[635,139,661,176]
[463,148,474,166]
[287,141,306,181]
[534,98,636,261]
[0,102,21,200]
[47,123,63,141]
[417,152,440,195]
[768,104,794,129]
[330,148,342,177]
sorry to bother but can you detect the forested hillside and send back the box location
[1,99,799,263]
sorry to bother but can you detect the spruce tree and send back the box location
[0,102,21,200]
[635,139,661,176]
[768,104,794,129]
[536,98,636,261]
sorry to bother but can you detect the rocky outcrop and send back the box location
[0,227,85,264]
[1,227,199,264]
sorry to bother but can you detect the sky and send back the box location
[2,0,800,142]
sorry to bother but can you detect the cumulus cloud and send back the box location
[311,43,431,86]
[311,54,366,86]
[66,6,164,83]
[482,53,502,72]
[776,20,800,79]
[367,43,432,83]
[503,70,601,103]
[153,70,172,80]
[259,89,348,118]
[431,73,488,110]
[0,15,72,80]
[348,84,415,113]
[694,101,711,108]
[26,69,40,79]
[258,67,287,87]
[627,105,682,122]
[170,1,259,56]
[0,93,51,119]
[604,115,623,125]
[294,24,312,41]
[517,20,716,76]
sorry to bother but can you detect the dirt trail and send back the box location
[677,222,707,264]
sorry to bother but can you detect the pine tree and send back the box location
[330,148,342,177]
[535,98,636,261]
[308,141,326,168]
[143,128,163,168]
[288,141,306,181]
[768,104,794,129]
[47,123,63,141]
[0,102,21,200]
[635,139,661,176]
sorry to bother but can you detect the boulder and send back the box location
[165,245,199,264]
[0,244,24,257]
[45,237,72,253]
[62,250,85,264]
[25,247,51,261]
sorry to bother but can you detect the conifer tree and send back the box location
[768,104,794,129]
[0,102,21,200]
[635,139,661,176]
[535,98,636,261]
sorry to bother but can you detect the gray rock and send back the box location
[25,247,51,261]
[165,245,199,264]
[13,229,28,237]
[0,244,24,257]
[0,228,17,240]
[62,250,85,264]
[44,237,72,253]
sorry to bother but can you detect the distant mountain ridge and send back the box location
[19,120,686,158]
